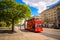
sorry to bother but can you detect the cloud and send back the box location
[22,0,59,13]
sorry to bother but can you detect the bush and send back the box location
[0,21,6,27]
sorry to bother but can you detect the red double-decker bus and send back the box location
[24,17,43,32]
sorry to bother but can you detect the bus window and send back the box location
[35,24,42,27]
[35,18,40,20]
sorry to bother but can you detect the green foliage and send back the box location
[6,21,12,27]
[14,19,22,24]
[0,21,6,27]
[0,0,31,27]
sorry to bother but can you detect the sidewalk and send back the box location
[0,27,24,40]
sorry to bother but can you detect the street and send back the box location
[0,26,60,40]
[20,26,60,40]
[41,28,60,40]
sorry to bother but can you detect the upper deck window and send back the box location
[35,18,40,20]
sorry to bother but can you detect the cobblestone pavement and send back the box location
[0,27,59,40]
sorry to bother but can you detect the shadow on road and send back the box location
[20,29,38,33]
[0,30,17,34]
[20,29,29,32]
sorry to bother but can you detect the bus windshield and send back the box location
[35,18,40,20]
[35,24,42,27]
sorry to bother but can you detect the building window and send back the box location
[57,8,60,13]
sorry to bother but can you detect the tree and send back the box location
[0,0,31,32]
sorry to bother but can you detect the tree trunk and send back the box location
[12,19,14,32]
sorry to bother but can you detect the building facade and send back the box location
[40,4,60,28]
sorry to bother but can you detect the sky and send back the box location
[15,0,60,16]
